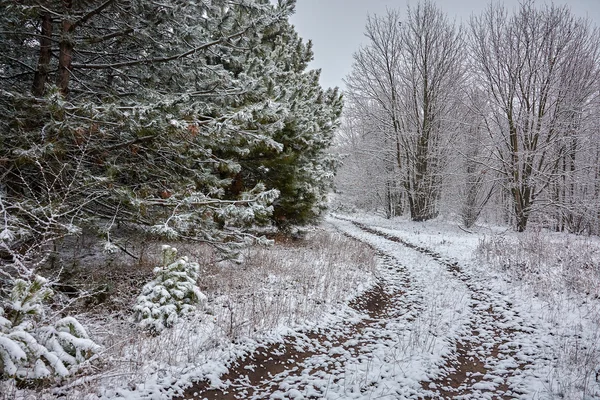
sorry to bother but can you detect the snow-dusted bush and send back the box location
[133,245,207,334]
[0,276,101,380]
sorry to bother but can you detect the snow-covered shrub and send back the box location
[7,275,53,326]
[0,276,100,380]
[133,245,207,334]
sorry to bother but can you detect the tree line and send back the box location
[337,0,600,233]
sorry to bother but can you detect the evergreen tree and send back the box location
[0,276,100,380]
[0,0,341,277]
[215,18,343,227]
[133,246,206,334]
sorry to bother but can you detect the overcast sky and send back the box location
[288,0,600,91]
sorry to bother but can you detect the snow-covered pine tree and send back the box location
[213,17,344,228]
[0,276,100,380]
[0,0,338,276]
[132,245,206,334]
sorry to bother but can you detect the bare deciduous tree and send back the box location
[470,1,600,231]
[397,1,464,220]
[344,11,404,218]
[458,88,496,228]
[342,1,464,221]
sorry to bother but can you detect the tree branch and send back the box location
[71,28,249,70]
[85,28,134,44]
[72,0,119,30]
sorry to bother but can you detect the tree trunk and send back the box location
[57,1,74,96]
[512,187,530,232]
[32,13,53,96]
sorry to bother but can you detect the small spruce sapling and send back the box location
[133,245,207,334]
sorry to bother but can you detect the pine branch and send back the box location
[71,28,250,70]
[85,28,134,44]
[72,0,119,30]
[0,31,60,43]
[96,135,157,153]
[4,56,36,72]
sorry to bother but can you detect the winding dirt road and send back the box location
[173,216,543,399]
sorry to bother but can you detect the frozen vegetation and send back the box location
[2,213,599,399]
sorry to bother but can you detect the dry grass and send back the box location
[1,228,376,399]
[476,228,600,398]
[202,230,376,339]
[476,228,600,298]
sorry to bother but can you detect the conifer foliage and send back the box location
[228,21,343,227]
[0,0,341,383]
[0,0,342,273]
[132,246,206,334]
[0,276,100,380]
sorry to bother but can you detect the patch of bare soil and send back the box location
[174,276,406,399]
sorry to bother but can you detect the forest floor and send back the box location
[172,214,600,400]
[4,213,600,399]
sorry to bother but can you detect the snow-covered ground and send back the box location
[1,229,376,400]
[170,214,600,399]
[3,214,599,399]
[328,213,600,399]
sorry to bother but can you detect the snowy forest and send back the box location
[338,1,600,233]
[1,0,600,399]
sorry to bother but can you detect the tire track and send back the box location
[174,238,422,399]
[174,216,540,399]
[347,219,532,399]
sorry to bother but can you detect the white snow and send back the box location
[3,213,599,399]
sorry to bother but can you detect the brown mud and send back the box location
[174,279,405,399]
[351,221,527,399]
